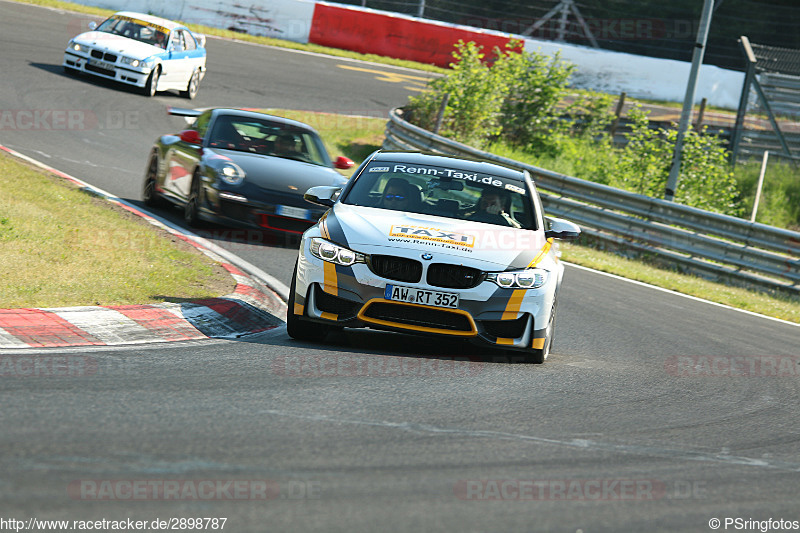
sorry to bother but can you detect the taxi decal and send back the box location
[389,225,475,249]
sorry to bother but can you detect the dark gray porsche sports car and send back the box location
[142,107,354,233]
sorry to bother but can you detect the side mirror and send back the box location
[88,21,97,30]
[544,217,580,241]
[305,185,342,207]
[334,156,355,170]
[179,129,202,145]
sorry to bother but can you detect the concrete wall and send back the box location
[68,0,744,109]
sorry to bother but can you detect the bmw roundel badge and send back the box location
[421,253,433,260]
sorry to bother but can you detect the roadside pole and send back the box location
[664,0,715,202]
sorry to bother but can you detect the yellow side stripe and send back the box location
[319,213,330,240]
[323,261,338,296]
[501,289,526,320]
[527,239,553,268]
[500,241,553,320]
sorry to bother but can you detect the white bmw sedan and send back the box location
[288,150,580,364]
[63,11,206,98]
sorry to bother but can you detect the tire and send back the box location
[184,173,202,227]
[180,69,200,99]
[526,300,557,364]
[142,154,166,208]
[143,67,160,97]
[286,265,331,343]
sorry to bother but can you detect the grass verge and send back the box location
[0,152,234,308]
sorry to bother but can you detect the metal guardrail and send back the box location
[383,108,800,294]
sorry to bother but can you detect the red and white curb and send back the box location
[0,144,289,349]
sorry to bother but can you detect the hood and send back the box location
[210,149,348,193]
[328,204,548,271]
[73,31,164,59]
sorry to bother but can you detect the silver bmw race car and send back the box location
[288,151,580,364]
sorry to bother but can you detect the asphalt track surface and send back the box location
[1,2,799,531]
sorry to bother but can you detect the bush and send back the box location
[405,40,505,147]
[493,44,574,152]
[406,41,745,218]
[609,106,741,215]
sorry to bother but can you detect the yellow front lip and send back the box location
[356,298,478,337]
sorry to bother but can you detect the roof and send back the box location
[372,150,526,181]
[211,108,320,134]
[111,11,185,31]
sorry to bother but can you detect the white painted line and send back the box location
[563,262,800,328]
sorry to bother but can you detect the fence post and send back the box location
[750,150,770,223]
[609,92,626,139]
[433,93,449,135]
[694,97,707,131]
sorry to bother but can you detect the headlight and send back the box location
[310,238,366,266]
[70,41,83,52]
[120,56,141,67]
[486,269,548,289]
[217,162,245,185]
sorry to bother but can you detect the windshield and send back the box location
[343,161,537,229]
[207,115,332,167]
[96,15,170,49]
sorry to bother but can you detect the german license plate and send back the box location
[276,205,310,220]
[384,284,459,309]
[89,59,115,71]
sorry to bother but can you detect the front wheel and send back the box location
[286,265,331,343]
[143,67,160,97]
[526,301,557,364]
[184,173,202,227]
[142,154,166,208]
[180,69,200,99]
